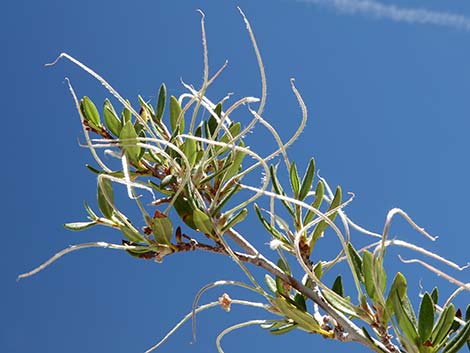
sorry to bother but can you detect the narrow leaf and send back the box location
[169,95,184,133]
[322,288,365,319]
[119,225,147,243]
[84,201,98,220]
[253,203,285,240]
[308,186,342,253]
[270,165,294,217]
[347,242,364,283]
[298,158,315,201]
[121,100,132,124]
[303,180,324,226]
[432,304,456,346]
[443,321,470,353]
[289,162,300,197]
[273,296,322,333]
[418,292,435,342]
[222,141,246,182]
[431,287,439,305]
[221,208,247,233]
[97,178,114,219]
[269,322,297,335]
[392,289,420,345]
[155,83,166,122]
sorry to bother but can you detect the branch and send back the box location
[174,238,397,353]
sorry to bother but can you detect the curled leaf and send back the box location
[64,221,98,231]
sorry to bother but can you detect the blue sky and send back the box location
[3,1,470,352]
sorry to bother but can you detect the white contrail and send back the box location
[297,0,470,31]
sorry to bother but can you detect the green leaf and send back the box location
[277,258,291,275]
[206,114,218,138]
[269,322,298,335]
[289,162,300,197]
[265,274,277,293]
[103,100,122,137]
[84,201,98,220]
[119,224,147,243]
[173,194,197,230]
[418,292,435,343]
[431,287,439,305]
[181,136,197,167]
[64,221,98,231]
[294,293,307,312]
[347,242,364,283]
[361,327,389,353]
[138,95,154,121]
[97,178,114,219]
[270,165,294,217]
[155,83,166,122]
[313,262,323,279]
[150,212,173,245]
[332,275,344,297]
[392,288,420,346]
[443,321,470,353]
[432,304,456,346]
[298,158,315,201]
[222,141,246,182]
[221,208,247,233]
[121,100,132,124]
[210,184,241,217]
[322,288,365,319]
[80,96,101,130]
[192,208,213,235]
[362,250,377,301]
[273,296,322,333]
[464,306,470,352]
[120,120,141,164]
[308,186,342,253]
[220,122,241,145]
[169,95,184,133]
[362,250,387,303]
[276,259,290,296]
[303,180,324,226]
[254,204,286,242]
[385,272,408,323]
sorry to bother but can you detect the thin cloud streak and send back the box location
[297,0,470,31]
